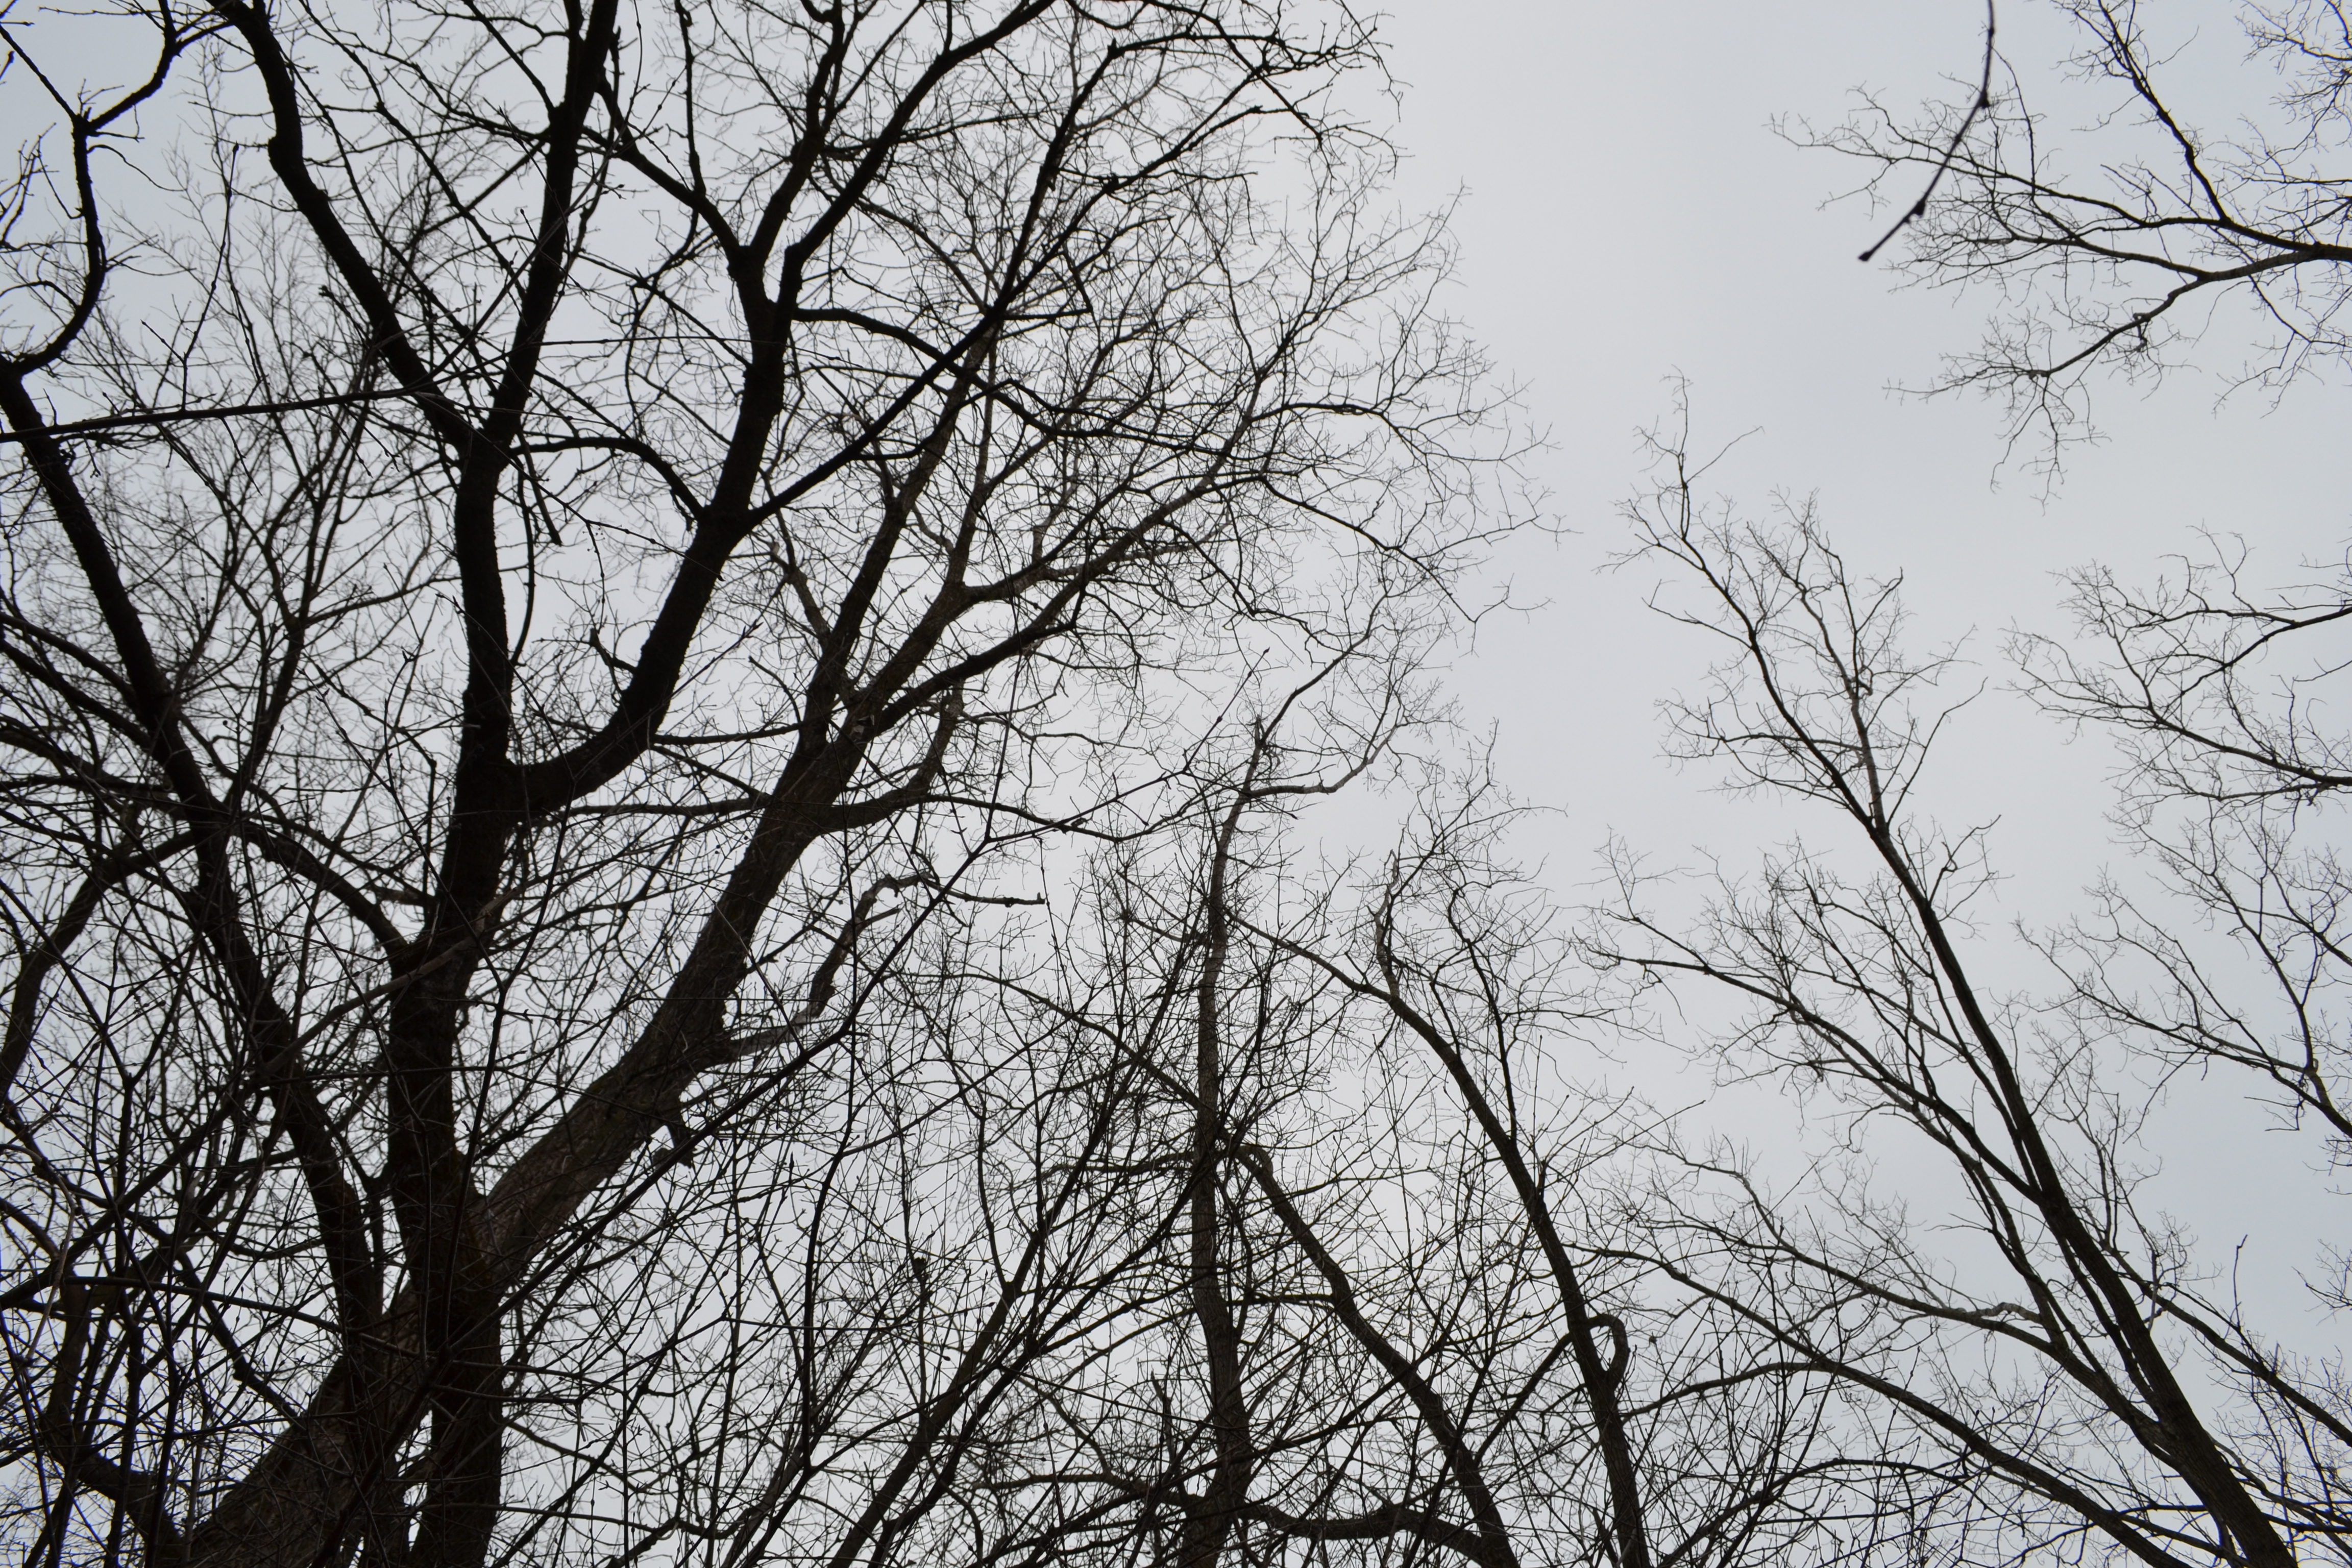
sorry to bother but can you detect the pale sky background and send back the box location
[1361,0,2348,1317]
[1373,0,2342,868]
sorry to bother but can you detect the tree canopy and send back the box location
[4,3,2348,1566]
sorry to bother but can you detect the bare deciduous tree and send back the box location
[1001,700,1973,1568]
[0,2,1504,1562]
[1592,437,2352,1567]
[1556,21,2352,1560]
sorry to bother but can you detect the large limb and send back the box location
[1233,1144,1520,1568]
[1179,780,1257,1568]
[200,7,627,1558]
[519,0,1057,813]
[178,728,867,1564]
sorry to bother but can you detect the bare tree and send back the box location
[0,2,1505,1562]
[1549,21,2352,1560]
[951,685,1556,1568]
[1590,434,2351,1567]
[960,683,1972,1568]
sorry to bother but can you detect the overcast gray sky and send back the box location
[1360,0,2349,1308]
[1373,1,2342,867]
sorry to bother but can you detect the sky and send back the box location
[1358,0,2350,1316]
[1370,0,2343,868]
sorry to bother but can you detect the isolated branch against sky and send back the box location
[1809,0,2352,461]
[0,2,1511,1562]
